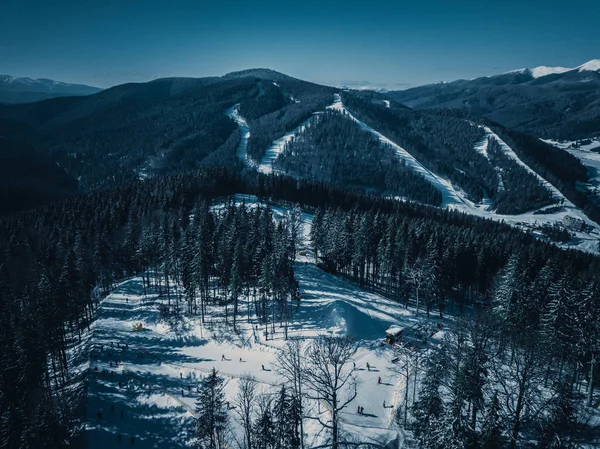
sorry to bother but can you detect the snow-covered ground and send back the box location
[82,199,440,447]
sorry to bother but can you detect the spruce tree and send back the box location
[195,368,229,449]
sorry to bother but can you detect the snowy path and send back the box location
[225,104,254,166]
[328,93,472,208]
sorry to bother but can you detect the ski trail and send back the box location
[258,114,318,174]
[481,126,568,204]
[328,93,472,208]
[473,133,504,194]
[225,104,254,166]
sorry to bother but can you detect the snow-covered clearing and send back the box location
[83,271,425,447]
[83,199,442,447]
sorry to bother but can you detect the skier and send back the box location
[360,406,364,414]
[239,357,243,362]
[180,372,183,379]
[383,400,386,408]
[221,354,225,361]
[181,389,184,396]
[366,362,370,371]
[262,364,265,371]
[378,376,381,384]
[357,406,360,414]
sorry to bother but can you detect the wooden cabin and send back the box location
[385,325,403,344]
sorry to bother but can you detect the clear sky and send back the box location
[1,0,598,89]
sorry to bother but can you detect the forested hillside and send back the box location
[1,163,600,448]
[274,111,442,205]
[387,68,600,141]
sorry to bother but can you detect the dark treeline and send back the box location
[274,111,442,205]
[311,207,600,448]
[239,80,288,121]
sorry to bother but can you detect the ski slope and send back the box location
[226,92,600,253]
[258,115,318,174]
[328,93,473,208]
[480,127,566,203]
[224,104,253,166]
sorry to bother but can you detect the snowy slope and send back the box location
[481,127,565,202]
[225,104,254,166]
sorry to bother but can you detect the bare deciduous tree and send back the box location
[274,338,306,449]
[235,375,258,449]
[303,335,358,449]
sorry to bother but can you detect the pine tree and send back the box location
[195,368,229,449]
[412,350,444,447]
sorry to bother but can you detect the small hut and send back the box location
[385,325,403,344]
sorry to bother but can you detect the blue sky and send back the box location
[1,0,598,89]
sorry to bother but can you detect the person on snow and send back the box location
[378,377,381,384]
[221,354,225,361]
[366,362,370,371]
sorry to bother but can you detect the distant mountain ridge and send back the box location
[387,59,600,141]
[0,75,102,104]
[504,59,600,79]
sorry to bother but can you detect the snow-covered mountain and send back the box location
[506,59,600,79]
[387,59,600,141]
[0,75,102,104]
